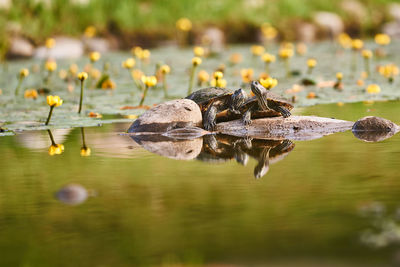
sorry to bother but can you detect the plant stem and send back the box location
[47,129,56,145]
[284,59,291,77]
[80,127,87,148]
[78,80,84,114]
[265,63,270,74]
[162,75,168,97]
[188,65,196,95]
[364,58,370,77]
[139,85,149,106]
[45,106,55,125]
[15,77,23,96]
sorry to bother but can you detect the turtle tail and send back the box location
[276,106,291,118]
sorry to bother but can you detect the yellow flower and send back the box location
[307,58,317,68]
[24,89,38,99]
[351,39,364,50]
[259,77,278,89]
[337,102,344,107]
[80,147,91,157]
[296,43,307,55]
[362,49,372,59]
[58,69,68,79]
[366,84,381,94]
[261,23,278,40]
[193,46,205,57]
[176,18,192,31]
[240,68,254,83]
[374,33,391,46]
[192,57,202,66]
[141,75,157,87]
[379,64,399,78]
[122,58,135,69]
[131,46,143,57]
[45,60,57,72]
[307,92,316,99]
[160,65,171,74]
[19,68,29,78]
[131,69,144,81]
[213,71,224,79]
[69,64,78,75]
[336,72,343,80]
[251,45,265,56]
[197,70,209,83]
[48,144,64,156]
[47,95,63,107]
[337,33,352,49]
[229,53,243,64]
[84,26,96,38]
[138,49,150,60]
[45,38,55,49]
[279,48,294,59]
[210,78,227,88]
[89,51,101,62]
[77,72,88,81]
[262,53,276,63]
[90,69,101,79]
[101,79,116,90]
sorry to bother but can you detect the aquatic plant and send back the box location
[89,51,101,64]
[15,68,29,96]
[193,46,205,57]
[45,95,63,125]
[306,58,317,75]
[80,127,91,157]
[44,59,57,84]
[139,75,157,106]
[77,72,88,114]
[197,70,209,86]
[176,17,192,46]
[262,53,275,74]
[334,72,344,90]
[378,64,399,83]
[366,84,381,94]
[362,49,372,77]
[188,57,202,94]
[24,89,38,99]
[259,77,278,89]
[279,47,294,77]
[374,33,391,57]
[160,64,171,97]
[351,39,363,73]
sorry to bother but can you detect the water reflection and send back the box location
[47,130,65,156]
[131,133,295,179]
[80,127,91,156]
[55,184,89,205]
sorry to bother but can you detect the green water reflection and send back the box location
[1,101,400,266]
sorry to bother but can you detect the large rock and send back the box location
[197,27,225,53]
[295,22,317,43]
[7,37,34,58]
[83,37,111,53]
[313,12,344,37]
[34,36,84,59]
[388,3,400,22]
[352,116,399,142]
[216,116,354,141]
[383,21,400,38]
[56,184,88,205]
[128,99,202,133]
[340,0,367,23]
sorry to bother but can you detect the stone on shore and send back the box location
[128,99,202,133]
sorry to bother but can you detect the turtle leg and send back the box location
[203,104,218,131]
[267,100,291,118]
[254,147,271,179]
[204,134,218,152]
[241,102,256,126]
[229,88,247,114]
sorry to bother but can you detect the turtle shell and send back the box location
[185,87,234,112]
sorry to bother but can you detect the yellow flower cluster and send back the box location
[84,26,96,38]
[240,68,254,83]
[89,51,101,62]
[176,18,192,32]
[210,71,227,87]
[192,57,202,66]
[193,46,205,57]
[131,69,144,81]
[19,68,29,78]
[47,95,63,107]
[259,77,278,89]
[197,70,209,83]
[45,60,57,72]
[45,38,55,49]
[160,65,171,74]
[262,53,276,63]
[24,89,38,99]
[337,33,352,49]
[261,23,278,40]
[137,49,150,60]
[351,39,364,50]
[49,144,64,156]
[366,84,381,94]
[80,147,91,157]
[122,58,136,69]
[379,64,399,78]
[336,72,343,80]
[307,58,317,68]
[362,49,373,59]
[141,76,157,87]
[279,48,294,59]
[77,72,88,81]
[375,33,391,46]
[251,45,265,56]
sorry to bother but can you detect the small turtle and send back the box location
[186,87,247,131]
[239,81,293,125]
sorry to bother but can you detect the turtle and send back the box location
[239,80,293,126]
[186,87,247,131]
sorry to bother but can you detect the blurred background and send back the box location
[2,0,400,60]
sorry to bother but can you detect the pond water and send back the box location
[1,100,400,266]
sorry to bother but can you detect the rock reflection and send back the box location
[55,184,89,205]
[131,133,295,178]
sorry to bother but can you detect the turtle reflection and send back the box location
[199,135,295,179]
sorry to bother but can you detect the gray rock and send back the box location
[341,0,367,23]
[56,184,88,205]
[128,99,202,133]
[313,12,344,37]
[7,37,34,58]
[352,116,399,142]
[296,22,317,43]
[216,116,354,141]
[34,36,84,59]
[83,37,111,53]
[388,3,400,22]
[383,21,400,38]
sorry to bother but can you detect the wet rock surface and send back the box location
[352,116,399,142]
[128,99,202,133]
[216,116,354,141]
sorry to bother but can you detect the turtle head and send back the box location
[250,81,269,110]
[230,88,247,114]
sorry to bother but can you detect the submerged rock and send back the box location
[56,184,88,205]
[128,99,202,133]
[352,116,399,142]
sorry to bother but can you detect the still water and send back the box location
[1,101,400,266]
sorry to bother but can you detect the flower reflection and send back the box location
[47,130,64,156]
